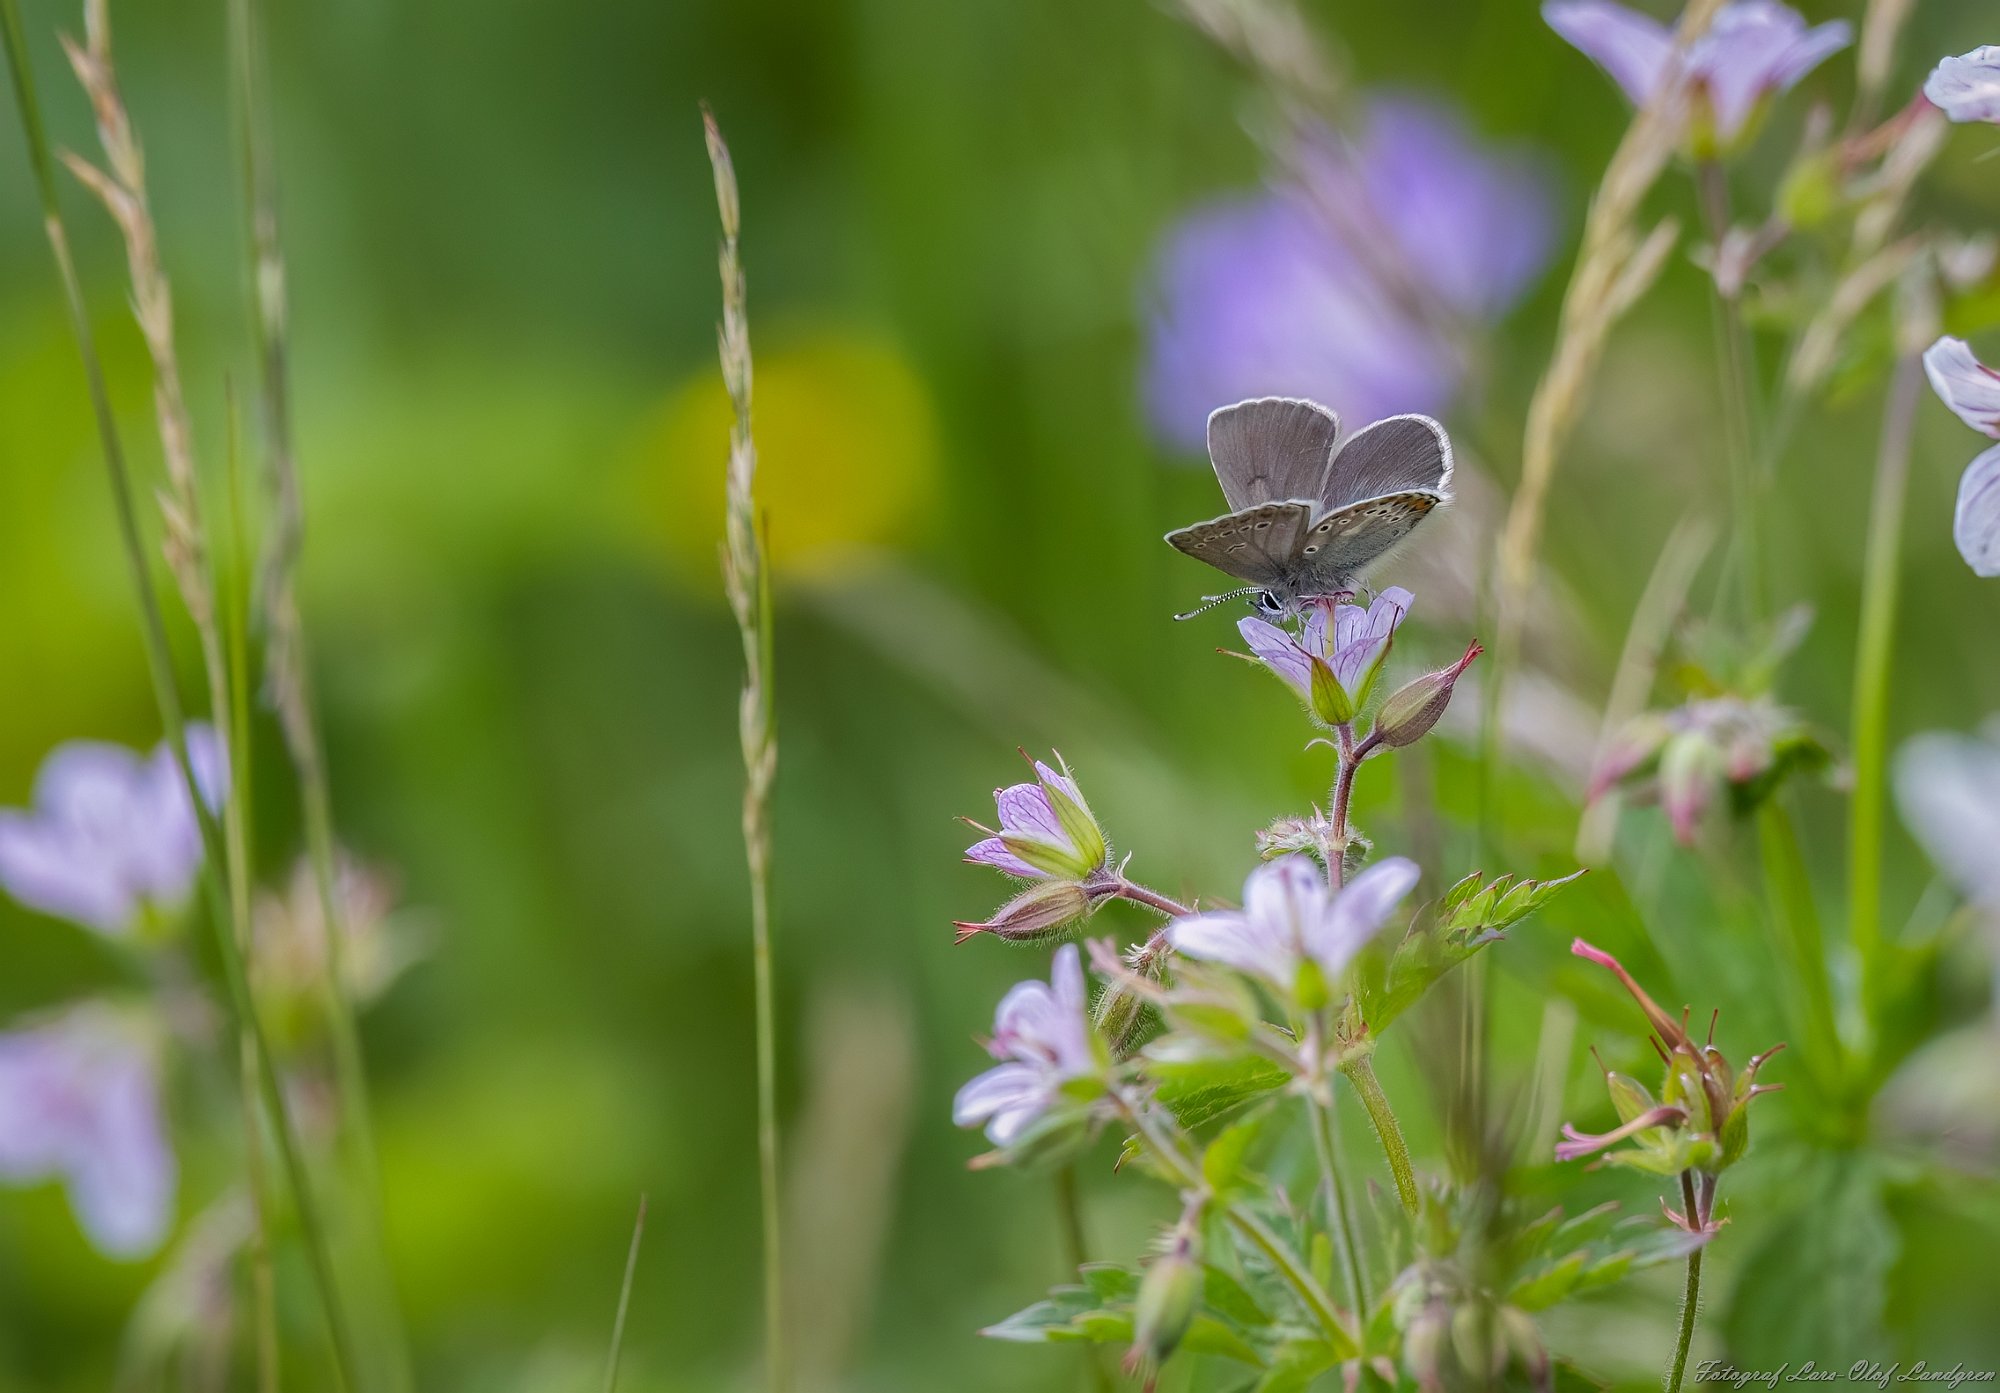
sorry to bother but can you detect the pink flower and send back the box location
[0,727,225,935]
[1545,0,1850,145]
[1168,854,1418,996]
[0,1003,175,1257]
[952,944,1100,1146]
[962,753,1106,881]
[1238,587,1413,725]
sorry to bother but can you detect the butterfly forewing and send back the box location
[1319,414,1451,512]
[1165,500,1314,585]
[1207,398,1341,512]
[1295,490,1444,591]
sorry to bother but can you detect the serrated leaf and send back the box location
[1509,1250,1590,1311]
[1152,1054,1291,1132]
[1184,1314,1268,1366]
[1202,1263,1273,1331]
[1254,1339,1342,1392]
[980,1286,1102,1343]
[1080,1263,1139,1304]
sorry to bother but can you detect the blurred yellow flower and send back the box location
[624,328,936,587]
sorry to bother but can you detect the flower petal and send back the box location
[1926,46,2000,125]
[993,782,1066,846]
[1924,336,2000,439]
[953,1062,1045,1129]
[1544,1,1672,108]
[1168,910,1297,986]
[1310,856,1419,979]
[1238,617,1315,702]
[1955,445,2000,578]
[1896,728,2000,909]
[965,837,1046,879]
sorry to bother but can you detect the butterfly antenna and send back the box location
[1173,587,1261,622]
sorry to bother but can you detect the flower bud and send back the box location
[1124,1219,1202,1378]
[1370,641,1482,750]
[953,879,1092,944]
[1092,933,1168,1058]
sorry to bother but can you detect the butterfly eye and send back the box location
[1254,590,1285,616]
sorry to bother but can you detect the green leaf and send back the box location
[1151,1053,1291,1132]
[1724,1153,1896,1365]
[1253,1339,1342,1392]
[1203,1110,1271,1195]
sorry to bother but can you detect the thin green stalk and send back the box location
[1341,1054,1417,1216]
[0,12,359,1386]
[1306,1090,1369,1322]
[705,108,786,1393]
[1755,801,1843,1092]
[1847,352,1922,1006]
[226,393,281,1393]
[1115,1090,1356,1355]
[602,1194,650,1393]
[1666,1172,1704,1393]
[1052,1166,1113,1393]
[1696,159,1766,622]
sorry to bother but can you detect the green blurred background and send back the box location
[2,0,1998,1387]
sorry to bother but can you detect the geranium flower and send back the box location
[1922,337,2000,576]
[1544,0,1850,148]
[0,1003,175,1257]
[1168,854,1418,997]
[1926,47,2000,125]
[0,727,225,936]
[1239,587,1413,725]
[962,752,1106,881]
[952,944,1101,1147]
[1143,95,1553,451]
[1896,722,2000,911]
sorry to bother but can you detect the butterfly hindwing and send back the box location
[1295,490,1445,591]
[1207,398,1341,512]
[1320,414,1451,512]
[1165,500,1314,586]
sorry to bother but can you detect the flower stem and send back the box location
[1306,1088,1369,1324]
[0,9,359,1386]
[1847,351,1922,1012]
[1341,1054,1417,1216]
[1115,1090,1357,1354]
[1667,1171,1704,1393]
[1053,1165,1114,1393]
[1113,881,1195,919]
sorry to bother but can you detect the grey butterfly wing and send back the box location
[1320,414,1451,511]
[1207,397,1341,511]
[1294,491,1446,590]
[1165,501,1313,585]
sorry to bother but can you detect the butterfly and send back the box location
[1165,397,1452,620]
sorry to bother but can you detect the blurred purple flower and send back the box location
[1896,723,2000,910]
[962,752,1107,882]
[1239,587,1413,724]
[1926,47,2000,124]
[1544,0,1851,143]
[1923,337,2000,576]
[0,1003,175,1257]
[952,944,1099,1146]
[0,728,225,936]
[1143,96,1554,452]
[1168,854,1418,995]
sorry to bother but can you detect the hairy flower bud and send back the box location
[1092,932,1169,1057]
[1371,640,1482,749]
[953,879,1093,945]
[1124,1214,1202,1378]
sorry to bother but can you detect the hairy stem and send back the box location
[1667,1172,1704,1393]
[1341,1054,1417,1216]
[1306,1088,1369,1323]
[1116,1090,1356,1354]
[1847,352,1922,1011]
[1113,881,1195,919]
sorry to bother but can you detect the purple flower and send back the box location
[0,1003,175,1257]
[1168,854,1418,996]
[1239,587,1413,725]
[1143,95,1554,452]
[0,727,225,936]
[1896,723,2000,910]
[962,752,1106,881]
[1544,0,1851,145]
[952,944,1100,1146]
[1926,47,2000,125]
[1922,337,2000,576]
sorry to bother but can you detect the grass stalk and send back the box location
[0,6,359,1383]
[1694,159,1766,622]
[602,1195,650,1393]
[704,106,786,1393]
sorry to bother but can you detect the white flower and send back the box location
[1168,854,1418,994]
[1896,723,2000,911]
[1922,339,2000,576]
[1926,46,2000,125]
[952,944,1099,1146]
